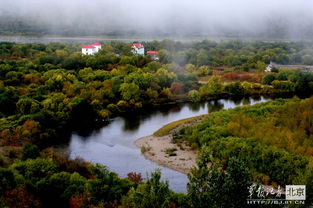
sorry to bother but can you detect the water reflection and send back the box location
[121,114,142,131]
[68,96,272,193]
[231,97,243,105]
[188,102,207,112]
[251,95,262,102]
[208,100,224,113]
[242,97,251,105]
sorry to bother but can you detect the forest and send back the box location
[0,40,313,207]
[174,97,313,203]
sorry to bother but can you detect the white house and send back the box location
[81,43,102,55]
[92,42,102,52]
[82,45,96,55]
[265,61,313,72]
[147,51,159,61]
[132,43,144,55]
[265,64,272,72]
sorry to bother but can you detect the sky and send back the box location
[1,0,313,38]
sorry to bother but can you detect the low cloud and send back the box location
[1,0,313,38]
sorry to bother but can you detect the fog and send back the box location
[1,0,313,39]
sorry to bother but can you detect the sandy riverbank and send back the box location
[135,134,197,174]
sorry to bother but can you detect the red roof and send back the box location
[147,51,159,54]
[132,43,144,49]
[82,45,95,49]
[92,43,102,46]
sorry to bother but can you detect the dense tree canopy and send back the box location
[0,40,313,207]
[174,97,313,195]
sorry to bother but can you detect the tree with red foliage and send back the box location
[3,185,41,208]
[127,172,143,184]
[170,82,184,94]
[239,74,253,82]
[69,194,90,208]
[223,72,239,81]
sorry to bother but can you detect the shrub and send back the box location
[164,148,177,157]
[0,168,16,194]
[222,72,239,81]
[188,90,201,102]
[127,172,143,184]
[141,145,151,153]
[22,144,40,160]
[262,73,276,85]
[122,170,171,208]
[170,82,184,94]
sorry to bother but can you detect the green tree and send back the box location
[0,87,19,116]
[16,97,40,115]
[262,74,276,85]
[158,49,171,64]
[37,172,86,206]
[222,157,252,208]
[188,147,252,208]
[119,83,141,101]
[225,82,244,95]
[196,50,208,66]
[122,170,171,208]
[187,146,214,208]
[199,76,224,97]
[12,158,59,188]
[188,90,201,102]
[0,168,16,194]
[155,68,176,88]
[146,88,159,103]
[22,144,40,160]
[87,164,132,204]
[256,61,266,71]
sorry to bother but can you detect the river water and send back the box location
[0,36,143,44]
[67,96,273,193]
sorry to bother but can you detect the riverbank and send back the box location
[134,114,209,174]
[68,96,272,193]
[135,134,197,174]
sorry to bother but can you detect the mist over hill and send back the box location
[0,0,313,39]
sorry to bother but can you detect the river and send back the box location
[0,35,297,44]
[65,96,274,193]
[0,36,147,44]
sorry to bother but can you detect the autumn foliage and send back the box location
[175,97,313,186]
[127,172,143,184]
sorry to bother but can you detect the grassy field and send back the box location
[153,114,209,137]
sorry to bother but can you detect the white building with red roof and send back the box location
[92,43,102,52]
[132,43,145,55]
[81,43,102,55]
[147,51,159,61]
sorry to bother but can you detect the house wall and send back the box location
[132,46,144,55]
[82,48,96,55]
[94,45,101,52]
[137,48,144,55]
[148,54,159,60]
[266,64,313,72]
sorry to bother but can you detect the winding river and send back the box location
[66,96,274,193]
[0,37,308,193]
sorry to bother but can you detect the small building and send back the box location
[92,43,102,52]
[266,61,313,72]
[147,51,159,61]
[132,43,145,55]
[81,43,102,55]
[265,64,272,72]
[82,45,96,55]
